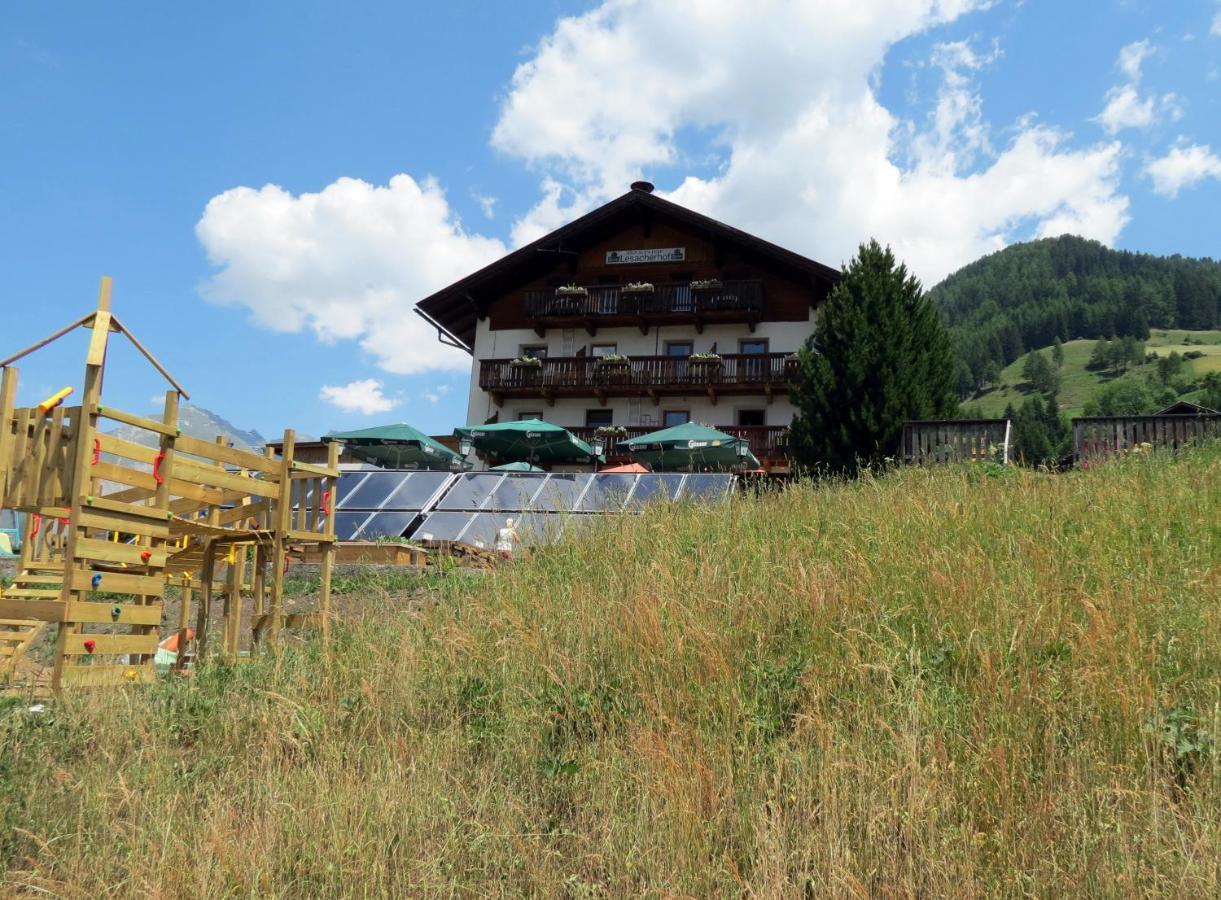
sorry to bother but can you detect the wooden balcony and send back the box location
[480,352,796,405]
[524,280,763,335]
[570,424,791,464]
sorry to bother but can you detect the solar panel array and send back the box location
[332,471,735,546]
[333,471,454,541]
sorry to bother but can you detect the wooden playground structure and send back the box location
[0,278,337,690]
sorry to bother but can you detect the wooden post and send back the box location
[251,539,266,630]
[195,542,216,661]
[319,440,339,647]
[268,429,295,646]
[223,544,244,658]
[52,277,111,692]
[175,576,192,672]
[248,446,276,653]
[0,366,17,502]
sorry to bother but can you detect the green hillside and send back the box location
[3,449,1219,895]
[928,235,1221,397]
[966,329,1221,418]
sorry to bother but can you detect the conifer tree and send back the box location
[790,240,958,473]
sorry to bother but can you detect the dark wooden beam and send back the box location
[464,293,486,322]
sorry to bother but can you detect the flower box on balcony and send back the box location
[595,425,628,439]
[594,355,631,384]
[687,352,723,382]
[511,356,543,368]
[621,282,654,294]
[690,278,723,291]
[555,284,588,297]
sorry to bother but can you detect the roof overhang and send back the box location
[415,189,841,351]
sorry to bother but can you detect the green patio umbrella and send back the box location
[618,422,759,471]
[454,419,604,467]
[491,461,546,472]
[324,423,466,470]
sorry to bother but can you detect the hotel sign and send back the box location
[606,247,686,265]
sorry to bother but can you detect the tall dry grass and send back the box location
[2,449,1219,897]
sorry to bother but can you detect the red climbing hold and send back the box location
[152,452,166,485]
[92,438,101,465]
[30,514,41,537]
[140,549,152,564]
[320,489,332,516]
[83,639,96,654]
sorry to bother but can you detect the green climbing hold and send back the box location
[111,605,122,619]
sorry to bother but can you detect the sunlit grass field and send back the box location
[2,447,1219,897]
[970,329,1221,417]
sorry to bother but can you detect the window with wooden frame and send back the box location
[736,409,765,427]
[585,409,614,428]
[662,410,690,427]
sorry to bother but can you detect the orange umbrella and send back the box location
[599,462,650,473]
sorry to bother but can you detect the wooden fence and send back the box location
[1072,414,1221,464]
[901,419,1011,465]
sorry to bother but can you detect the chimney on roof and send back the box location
[630,180,655,194]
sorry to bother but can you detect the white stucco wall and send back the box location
[463,311,815,428]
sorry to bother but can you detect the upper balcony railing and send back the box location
[479,352,795,400]
[523,280,763,333]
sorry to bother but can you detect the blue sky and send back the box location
[2,1,1218,440]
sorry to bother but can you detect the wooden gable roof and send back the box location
[414,186,841,351]
[1156,400,1219,416]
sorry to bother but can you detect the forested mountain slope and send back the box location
[929,235,1221,395]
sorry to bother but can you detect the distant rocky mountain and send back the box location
[106,403,267,451]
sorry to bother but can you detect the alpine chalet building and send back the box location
[415,182,840,470]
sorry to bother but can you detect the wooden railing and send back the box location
[720,425,791,458]
[1072,414,1220,464]
[570,424,790,459]
[480,352,794,397]
[524,280,763,319]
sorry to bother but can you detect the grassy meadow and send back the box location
[969,329,1221,417]
[2,448,1219,897]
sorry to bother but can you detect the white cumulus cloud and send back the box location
[1095,85,1157,133]
[495,0,1128,284]
[1212,11,1221,37]
[319,379,398,415]
[1146,143,1221,197]
[197,174,505,374]
[198,0,1136,375]
[1094,39,1177,134]
[421,384,451,405]
[1117,39,1153,81]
